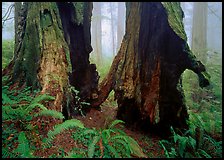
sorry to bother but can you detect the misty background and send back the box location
[2,2,222,62]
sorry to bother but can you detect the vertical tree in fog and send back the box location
[110,2,115,57]
[116,2,125,53]
[92,2,102,65]
[191,2,208,64]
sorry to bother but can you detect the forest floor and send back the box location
[75,102,165,158]
[32,99,165,158]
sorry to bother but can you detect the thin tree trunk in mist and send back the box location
[110,2,115,57]
[92,2,102,65]
[192,2,208,64]
[116,2,125,53]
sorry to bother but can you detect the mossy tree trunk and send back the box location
[92,2,210,136]
[14,2,22,55]
[2,2,98,120]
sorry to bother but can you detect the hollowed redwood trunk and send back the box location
[91,2,209,136]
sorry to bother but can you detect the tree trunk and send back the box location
[14,2,22,55]
[191,2,208,64]
[110,2,115,57]
[116,2,125,53]
[3,2,98,121]
[92,2,210,136]
[92,2,102,65]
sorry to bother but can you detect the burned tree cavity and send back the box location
[57,2,99,104]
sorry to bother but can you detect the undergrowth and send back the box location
[71,120,147,158]
[160,50,222,158]
[2,76,145,158]
[159,112,222,158]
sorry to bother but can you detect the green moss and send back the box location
[40,9,53,29]
[72,2,84,25]
[23,4,41,87]
[161,2,187,41]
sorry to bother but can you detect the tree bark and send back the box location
[14,2,22,55]
[92,2,210,136]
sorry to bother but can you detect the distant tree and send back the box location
[191,2,208,64]
[116,2,125,53]
[110,2,115,57]
[92,2,102,65]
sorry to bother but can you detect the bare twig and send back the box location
[208,5,221,22]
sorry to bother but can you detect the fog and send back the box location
[2,2,222,60]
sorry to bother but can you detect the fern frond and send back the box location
[108,120,125,129]
[14,132,33,158]
[197,149,212,158]
[35,109,64,119]
[88,135,101,158]
[2,105,16,120]
[25,103,48,114]
[112,139,131,157]
[102,129,115,140]
[106,145,120,158]
[2,147,14,158]
[110,135,146,158]
[64,151,84,158]
[44,119,84,147]
[125,136,147,158]
[82,128,98,136]
[2,93,16,104]
[30,94,55,105]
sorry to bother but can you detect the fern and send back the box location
[2,147,15,158]
[35,109,64,119]
[197,149,212,158]
[88,135,101,158]
[108,119,125,129]
[44,119,85,147]
[14,132,33,158]
[111,138,131,157]
[125,136,146,157]
[30,94,55,104]
[160,126,215,158]
[2,92,16,104]
[106,145,120,158]
[71,119,146,158]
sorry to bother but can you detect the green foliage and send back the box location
[68,86,90,116]
[43,119,84,147]
[72,120,147,158]
[2,40,14,68]
[2,86,55,122]
[2,82,61,158]
[35,109,64,119]
[14,132,34,158]
[159,113,222,158]
[182,51,222,136]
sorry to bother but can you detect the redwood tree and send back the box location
[92,2,210,136]
[3,2,98,120]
